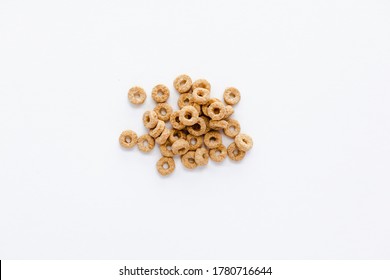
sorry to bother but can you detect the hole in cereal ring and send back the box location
[185,113,191,119]
[229,126,235,132]
[157,91,162,97]
[190,139,196,145]
[184,98,190,105]
[134,93,140,98]
[210,137,216,143]
[145,116,150,122]
[233,149,239,156]
[193,123,201,131]
[167,145,172,151]
[180,80,186,86]
[143,141,148,147]
[213,108,220,114]
[215,150,221,156]
[189,158,195,164]
[179,148,185,153]
[229,93,235,98]
[125,137,131,143]
[163,163,169,169]
[160,108,167,116]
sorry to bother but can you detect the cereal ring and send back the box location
[189,102,201,114]
[173,74,192,93]
[137,134,155,152]
[192,79,211,91]
[149,120,165,138]
[209,120,228,130]
[143,110,159,129]
[209,144,227,162]
[207,102,226,120]
[192,88,210,105]
[181,151,197,169]
[200,116,211,134]
[128,86,146,104]
[155,127,171,145]
[170,111,186,130]
[195,147,209,166]
[224,119,241,138]
[223,87,241,105]
[224,105,234,119]
[179,106,199,126]
[227,142,246,161]
[204,131,222,149]
[187,134,203,151]
[177,92,193,109]
[235,133,253,152]
[119,130,137,148]
[187,117,207,136]
[154,103,172,122]
[159,140,174,157]
[169,129,187,143]
[152,84,170,103]
[156,157,175,176]
[172,139,190,155]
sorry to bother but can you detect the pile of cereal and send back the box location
[119,74,253,176]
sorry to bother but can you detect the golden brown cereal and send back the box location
[172,139,190,155]
[224,119,241,138]
[159,140,174,157]
[173,74,192,93]
[137,134,155,152]
[143,110,159,129]
[192,79,211,91]
[208,102,226,120]
[128,86,146,104]
[156,157,175,176]
[181,151,197,169]
[179,105,199,126]
[223,87,241,105]
[195,147,209,166]
[149,120,165,138]
[204,131,222,149]
[187,117,207,137]
[187,134,203,151]
[119,130,138,148]
[189,102,201,114]
[152,84,170,103]
[177,93,193,109]
[169,129,187,143]
[227,142,246,161]
[155,127,171,145]
[235,133,253,152]
[200,116,211,134]
[224,105,234,119]
[170,111,186,130]
[209,144,227,162]
[154,103,173,122]
[192,88,210,105]
[209,119,228,130]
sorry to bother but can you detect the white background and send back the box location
[0,0,389,259]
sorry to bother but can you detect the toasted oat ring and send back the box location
[152,84,170,103]
[179,106,199,126]
[172,139,190,155]
[209,120,228,130]
[156,157,175,176]
[235,133,253,152]
[224,105,234,119]
[177,92,193,109]
[137,134,155,152]
[209,144,227,162]
[223,87,241,105]
[192,88,210,105]
[192,79,211,91]
[224,119,241,138]
[187,134,203,151]
[201,98,219,116]
[200,116,211,134]
[149,120,165,138]
[170,111,186,130]
[173,74,192,93]
[189,102,201,114]
[204,131,222,149]
[119,130,138,148]
[154,103,172,122]
[181,151,197,169]
[227,142,246,161]
[169,129,187,143]
[207,102,226,120]
[143,110,158,129]
[187,117,207,137]
[128,86,146,104]
[159,140,174,157]
[195,147,209,166]
[155,127,171,145]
